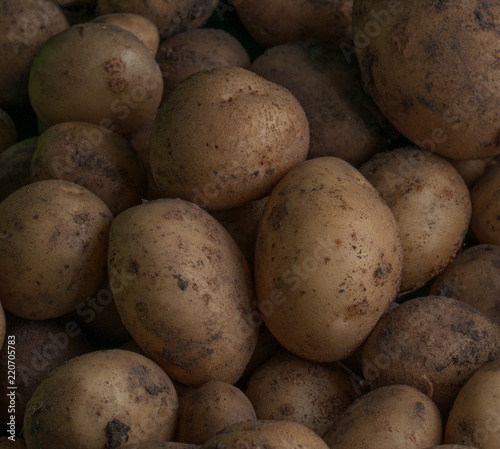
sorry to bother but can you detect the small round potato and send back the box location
[149,66,309,210]
[0,108,17,153]
[323,384,442,449]
[0,180,113,320]
[23,349,179,449]
[359,147,472,292]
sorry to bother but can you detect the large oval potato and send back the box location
[255,157,404,362]
[108,198,258,387]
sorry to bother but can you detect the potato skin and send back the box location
[361,296,500,417]
[23,349,179,449]
[108,198,259,387]
[0,180,113,320]
[353,0,500,160]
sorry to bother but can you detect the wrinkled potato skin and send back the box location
[0,180,113,320]
[470,162,500,245]
[156,28,250,101]
[250,40,399,167]
[445,359,500,448]
[255,157,404,362]
[149,67,309,210]
[353,0,500,160]
[359,148,471,292]
[0,109,17,153]
[23,349,179,449]
[430,244,500,327]
[323,385,442,449]
[96,0,218,40]
[201,420,329,449]
[234,0,353,48]
[361,296,500,417]
[108,198,258,387]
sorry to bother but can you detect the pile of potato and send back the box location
[1,0,500,448]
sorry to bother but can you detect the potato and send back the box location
[28,23,163,135]
[96,0,218,40]
[108,198,259,387]
[245,352,357,436]
[0,180,113,320]
[361,296,500,417]
[176,380,256,445]
[323,384,442,449]
[445,358,500,448]
[255,157,404,362]
[92,13,160,56]
[470,162,500,245]
[426,446,476,449]
[201,420,329,449]
[156,28,250,101]
[0,109,17,153]
[23,349,179,449]
[447,157,496,189]
[250,40,400,167]
[359,147,471,292]
[430,244,500,327]
[234,0,353,48]
[0,313,90,436]
[352,0,500,160]
[149,66,309,210]
[0,0,69,111]
[31,121,148,215]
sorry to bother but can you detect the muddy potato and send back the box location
[201,420,329,449]
[447,157,496,189]
[23,349,178,449]
[245,352,357,436]
[359,147,471,292]
[250,40,400,167]
[323,384,442,449]
[31,121,148,215]
[149,66,309,210]
[234,0,353,48]
[353,0,500,160]
[430,244,500,327]
[470,162,500,246]
[0,109,17,153]
[108,198,259,387]
[0,180,113,320]
[255,157,404,362]
[96,0,218,40]
[29,23,163,135]
[176,380,256,445]
[0,0,69,111]
[361,296,500,417]
[445,358,500,448]
[92,13,160,56]
[156,28,250,101]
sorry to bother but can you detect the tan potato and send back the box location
[445,358,500,448]
[96,0,218,40]
[23,349,179,449]
[29,23,163,135]
[361,296,500,417]
[176,380,256,445]
[250,40,400,167]
[245,352,358,436]
[323,384,442,449]
[359,147,471,292]
[201,420,330,449]
[0,109,17,153]
[92,13,160,56]
[447,157,496,189]
[255,157,404,362]
[430,244,500,327]
[149,66,309,210]
[0,0,69,111]
[31,121,148,215]
[156,28,250,101]
[470,162,500,245]
[234,0,353,48]
[0,180,113,320]
[352,0,500,160]
[108,198,259,387]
